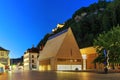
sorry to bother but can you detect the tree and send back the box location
[94,25,120,69]
[37,0,117,49]
[37,34,51,48]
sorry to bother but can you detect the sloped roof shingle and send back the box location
[39,29,68,60]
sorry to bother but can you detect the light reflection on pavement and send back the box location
[0,73,9,80]
[0,70,120,80]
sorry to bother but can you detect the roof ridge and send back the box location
[0,46,9,51]
[48,29,68,40]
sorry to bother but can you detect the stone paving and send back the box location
[0,70,120,80]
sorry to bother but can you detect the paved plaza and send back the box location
[0,70,120,80]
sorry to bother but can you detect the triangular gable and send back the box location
[56,28,82,59]
[38,29,68,61]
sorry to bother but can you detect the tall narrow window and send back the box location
[32,55,34,58]
[1,52,4,56]
[32,60,34,63]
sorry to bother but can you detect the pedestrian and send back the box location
[104,67,108,74]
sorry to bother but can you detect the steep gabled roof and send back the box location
[0,46,9,51]
[38,29,68,60]
[56,28,82,59]
[38,28,82,61]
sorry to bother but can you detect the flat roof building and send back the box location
[80,47,97,70]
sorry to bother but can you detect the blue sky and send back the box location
[0,0,98,58]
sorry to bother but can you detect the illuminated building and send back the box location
[10,56,23,70]
[0,63,5,72]
[52,24,64,32]
[80,47,98,70]
[0,46,10,71]
[23,46,39,70]
[38,28,82,71]
[80,47,120,70]
[80,47,119,70]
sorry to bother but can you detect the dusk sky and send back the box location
[0,0,98,58]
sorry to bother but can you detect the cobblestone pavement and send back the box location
[0,70,120,80]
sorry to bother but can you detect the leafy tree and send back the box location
[37,0,120,50]
[94,26,120,68]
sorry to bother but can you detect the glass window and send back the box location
[32,55,34,58]
[32,65,36,68]
[0,52,4,56]
[32,60,34,63]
